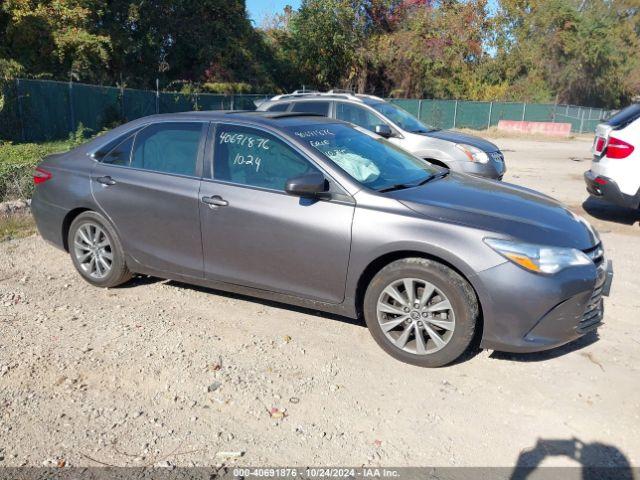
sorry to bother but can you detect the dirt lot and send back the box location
[0,136,639,470]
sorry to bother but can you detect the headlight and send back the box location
[455,144,489,163]
[484,238,592,274]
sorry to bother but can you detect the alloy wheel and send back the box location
[73,222,113,280]
[376,277,456,355]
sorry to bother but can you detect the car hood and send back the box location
[387,173,599,250]
[419,129,499,153]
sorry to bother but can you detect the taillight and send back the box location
[595,137,606,152]
[33,167,52,184]
[605,137,635,159]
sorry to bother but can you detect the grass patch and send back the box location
[0,214,36,242]
[0,140,73,201]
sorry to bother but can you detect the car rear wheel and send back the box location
[363,258,478,367]
[68,211,132,288]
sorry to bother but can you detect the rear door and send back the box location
[91,121,207,277]
[199,122,355,303]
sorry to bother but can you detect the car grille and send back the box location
[583,243,605,268]
[578,243,606,334]
[578,283,604,333]
[490,152,504,163]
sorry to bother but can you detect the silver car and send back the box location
[32,111,611,367]
[258,91,506,179]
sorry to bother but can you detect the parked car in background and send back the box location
[32,111,611,367]
[257,91,506,180]
[584,103,640,209]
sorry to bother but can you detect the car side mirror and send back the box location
[285,172,329,197]
[374,124,393,138]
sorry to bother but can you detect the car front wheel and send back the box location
[363,258,479,367]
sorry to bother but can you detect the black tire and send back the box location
[68,211,132,288]
[363,258,478,367]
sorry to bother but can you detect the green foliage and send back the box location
[1,0,111,84]
[493,0,640,106]
[0,0,638,107]
[68,122,91,148]
[203,82,253,94]
[0,58,24,80]
[288,0,366,90]
[0,140,71,201]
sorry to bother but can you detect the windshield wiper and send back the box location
[378,183,414,193]
[378,171,449,193]
[411,128,440,133]
[417,170,449,185]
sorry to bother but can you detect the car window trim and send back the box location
[204,120,354,203]
[96,120,209,180]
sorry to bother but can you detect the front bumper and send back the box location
[584,170,640,209]
[456,155,506,180]
[478,255,613,353]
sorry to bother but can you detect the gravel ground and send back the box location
[0,136,639,469]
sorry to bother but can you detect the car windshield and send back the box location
[370,102,437,133]
[286,123,439,191]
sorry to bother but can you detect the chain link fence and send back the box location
[387,99,610,134]
[0,78,611,143]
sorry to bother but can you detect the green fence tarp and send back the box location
[123,88,156,122]
[17,79,71,142]
[72,83,121,133]
[0,80,21,141]
[0,78,611,142]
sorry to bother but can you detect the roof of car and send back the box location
[263,90,385,105]
[141,110,342,127]
[83,110,347,156]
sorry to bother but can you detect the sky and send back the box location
[245,0,498,24]
[246,0,302,24]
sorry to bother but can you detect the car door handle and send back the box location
[96,176,116,186]
[202,195,229,207]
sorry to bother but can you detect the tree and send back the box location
[354,0,492,98]
[493,0,640,106]
[288,0,367,89]
[1,0,111,83]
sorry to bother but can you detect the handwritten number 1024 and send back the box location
[233,153,262,172]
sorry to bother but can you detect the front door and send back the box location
[199,123,354,303]
[91,121,207,277]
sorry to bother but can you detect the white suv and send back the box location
[585,103,640,209]
[257,91,506,180]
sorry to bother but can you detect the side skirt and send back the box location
[125,257,356,319]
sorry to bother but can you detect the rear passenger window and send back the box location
[291,102,330,116]
[131,123,202,176]
[213,125,319,191]
[267,103,290,112]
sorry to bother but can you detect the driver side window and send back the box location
[213,125,319,191]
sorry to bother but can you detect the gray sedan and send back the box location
[32,111,612,367]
